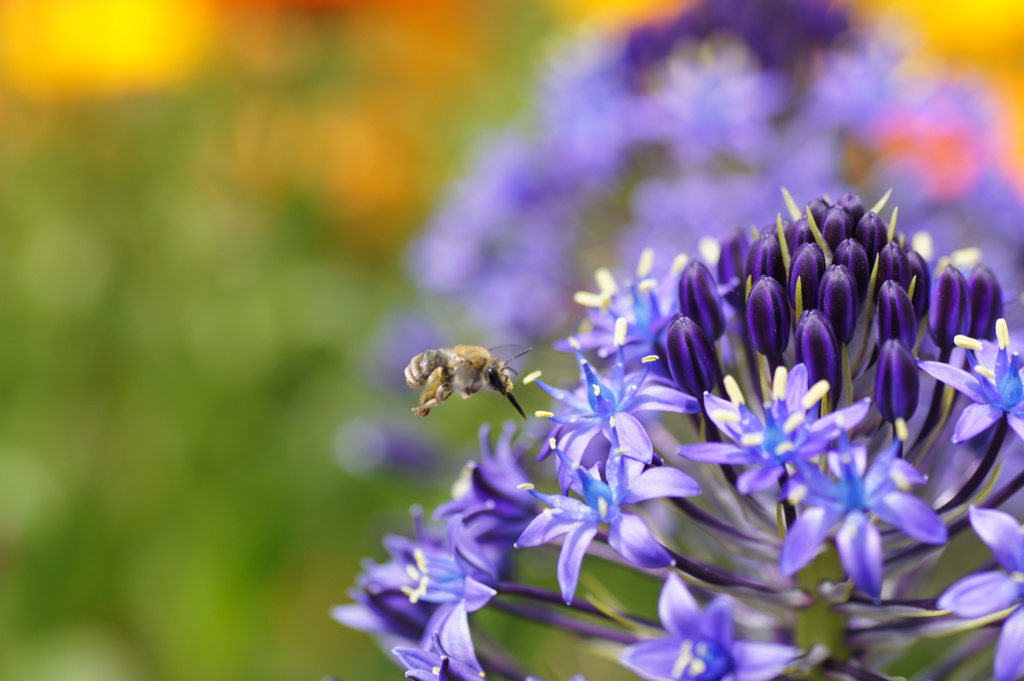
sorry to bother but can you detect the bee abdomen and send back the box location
[405,349,449,387]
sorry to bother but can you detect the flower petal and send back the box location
[996,606,1024,681]
[937,571,1021,617]
[780,506,841,576]
[1008,413,1024,443]
[677,441,758,465]
[737,465,784,495]
[731,640,801,681]
[807,397,871,436]
[608,412,654,463]
[873,492,947,545]
[557,521,599,603]
[631,384,700,414]
[621,466,701,503]
[970,507,1024,573]
[836,514,883,600]
[516,510,575,548]
[659,573,702,639]
[699,596,734,649]
[953,403,1003,443]
[620,638,682,681]
[609,512,673,568]
[918,360,987,403]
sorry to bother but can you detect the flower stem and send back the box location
[795,546,848,679]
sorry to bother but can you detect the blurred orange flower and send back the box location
[546,0,691,31]
[0,0,217,100]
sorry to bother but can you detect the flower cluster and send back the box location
[336,191,1024,681]
[406,0,1024,343]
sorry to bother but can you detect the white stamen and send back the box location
[740,432,764,447]
[954,335,984,352]
[535,410,555,418]
[783,412,805,433]
[723,374,745,406]
[593,384,601,397]
[709,409,740,424]
[997,318,1011,350]
[698,237,721,265]
[911,231,934,261]
[894,418,909,442]
[608,415,616,428]
[672,641,695,679]
[595,267,618,295]
[614,317,628,347]
[636,248,655,279]
[671,253,689,276]
[802,380,831,410]
[773,365,789,402]
[549,438,558,449]
[642,355,659,363]
[522,370,542,384]
[950,247,983,269]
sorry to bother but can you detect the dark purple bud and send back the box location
[746,276,790,356]
[820,206,853,253]
[745,233,786,284]
[717,228,750,309]
[666,315,720,397]
[968,265,1004,340]
[855,211,888,263]
[785,217,814,254]
[929,266,972,351]
[788,243,825,312]
[818,264,859,345]
[835,193,866,224]
[806,197,831,228]
[874,241,912,300]
[678,260,726,341]
[876,280,917,349]
[906,250,931,319]
[875,340,919,423]
[833,238,870,302]
[794,310,840,399]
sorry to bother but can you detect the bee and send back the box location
[404,345,530,419]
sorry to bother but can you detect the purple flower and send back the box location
[535,331,699,467]
[937,507,1024,681]
[516,442,699,603]
[678,364,871,494]
[918,319,1024,442]
[620,573,798,681]
[780,441,947,599]
[392,605,485,681]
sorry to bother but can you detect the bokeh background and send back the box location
[1,1,1023,680]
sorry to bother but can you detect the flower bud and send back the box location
[785,216,814,254]
[855,211,888,263]
[746,276,790,356]
[875,340,919,423]
[929,265,972,351]
[745,232,786,284]
[678,260,726,341]
[967,265,1004,340]
[906,250,931,319]
[835,193,865,224]
[876,279,917,349]
[874,241,912,300]
[717,228,750,309]
[806,197,831,228]
[788,242,825,312]
[666,315,719,397]
[833,238,870,302]
[820,205,853,253]
[794,310,840,400]
[818,264,859,345]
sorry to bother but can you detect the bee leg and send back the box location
[413,368,449,417]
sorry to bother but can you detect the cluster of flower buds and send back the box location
[335,192,1024,681]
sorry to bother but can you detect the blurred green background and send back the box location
[2,1,1024,680]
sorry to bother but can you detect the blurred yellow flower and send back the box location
[546,0,691,32]
[0,0,216,100]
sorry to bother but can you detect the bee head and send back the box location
[487,361,526,420]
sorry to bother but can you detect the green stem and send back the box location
[795,546,848,679]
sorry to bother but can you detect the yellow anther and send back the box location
[775,441,795,455]
[517,483,535,491]
[567,337,581,350]
[802,380,831,410]
[642,355,659,363]
[890,465,911,491]
[954,335,984,352]
[698,236,721,265]
[709,409,741,424]
[593,384,601,397]
[535,410,555,418]
[911,231,934,261]
[597,497,609,519]
[740,432,765,447]
[609,415,616,428]
[638,278,658,292]
[788,486,808,506]
[573,291,607,308]
[1012,572,1024,584]
[689,659,708,676]
[671,253,689,276]
[672,641,695,680]
[405,564,421,581]
[413,548,428,572]
[549,437,558,449]
[976,366,997,380]
[614,317,628,347]
[783,412,805,433]
[894,418,909,442]
[997,318,1011,350]
[950,247,983,269]
[724,375,745,406]
[637,247,655,279]
[402,575,430,604]
[773,365,789,402]
[522,370,542,384]
[596,267,618,295]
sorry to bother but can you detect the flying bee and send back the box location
[404,345,530,419]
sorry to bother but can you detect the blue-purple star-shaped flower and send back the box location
[620,573,798,681]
